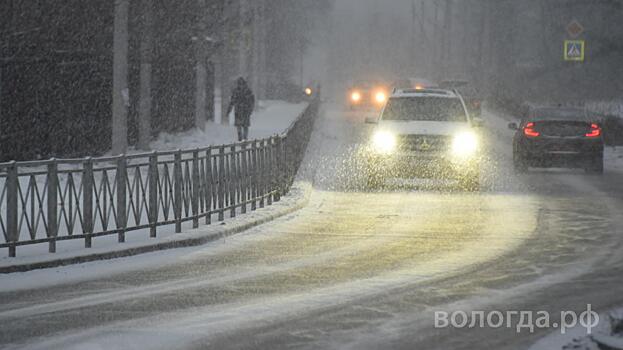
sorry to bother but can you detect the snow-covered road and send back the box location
[2,104,623,349]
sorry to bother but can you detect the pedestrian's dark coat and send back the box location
[227,78,255,127]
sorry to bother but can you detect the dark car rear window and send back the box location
[533,108,588,121]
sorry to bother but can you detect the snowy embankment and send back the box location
[147,100,307,152]
[529,308,623,350]
[585,100,623,119]
[0,100,307,268]
[516,100,623,119]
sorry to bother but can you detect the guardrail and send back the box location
[0,98,319,257]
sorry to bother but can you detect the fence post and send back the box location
[281,135,288,196]
[205,148,213,225]
[236,144,243,213]
[230,144,237,218]
[251,141,258,211]
[47,159,58,253]
[259,140,265,209]
[281,135,288,194]
[116,155,127,243]
[241,143,248,214]
[267,137,273,206]
[174,150,182,233]
[274,137,282,202]
[284,134,293,192]
[83,158,94,248]
[6,161,18,257]
[148,151,158,237]
[218,146,225,221]
[192,149,200,229]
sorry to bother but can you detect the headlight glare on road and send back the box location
[452,131,478,157]
[372,130,397,154]
[351,91,362,102]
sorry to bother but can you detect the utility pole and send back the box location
[434,0,441,78]
[137,0,154,150]
[220,0,237,125]
[420,0,433,75]
[112,0,129,155]
[441,0,453,77]
[299,41,304,86]
[257,0,267,100]
[410,0,417,75]
[238,0,249,79]
[458,0,471,80]
[251,0,262,99]
[477,0,491,85]
[194,0,208,131]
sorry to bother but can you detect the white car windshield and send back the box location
[382,97,467,122]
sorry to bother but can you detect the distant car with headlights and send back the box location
[348,80,389,110]
[509,107,604,174]
[364,88,483,190]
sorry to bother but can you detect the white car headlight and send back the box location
[372,130,397,154]
[452,131,478,157]
[375,91,387,104]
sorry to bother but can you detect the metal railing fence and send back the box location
[0,98,319,257]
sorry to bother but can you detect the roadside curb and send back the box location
[0,182,312,274]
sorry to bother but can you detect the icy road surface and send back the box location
[2,104,623,349]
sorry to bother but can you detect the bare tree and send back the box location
[195,0,209,131]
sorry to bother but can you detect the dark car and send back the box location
[509,107,604,174]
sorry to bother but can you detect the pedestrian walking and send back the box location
[226,77,255,141]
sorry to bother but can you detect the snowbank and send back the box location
[529,307,623,350]
[585,100,623,118]
[148,100,308,152]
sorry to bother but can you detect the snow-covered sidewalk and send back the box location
[0,100,309,272]
[148,100,307,151]
[529,308,623,350]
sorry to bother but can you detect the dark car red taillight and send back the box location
[585,123,601,138]
[523,122,540,137]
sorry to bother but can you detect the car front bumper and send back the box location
[367,151,480,179]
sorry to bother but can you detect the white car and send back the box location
[364,88,484,190]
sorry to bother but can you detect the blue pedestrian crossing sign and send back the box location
[564,40,585,62]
